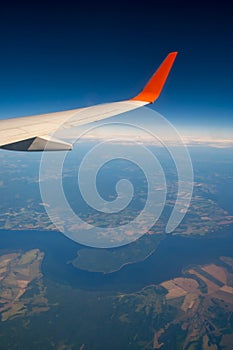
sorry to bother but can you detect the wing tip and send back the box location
[131,51,178,104]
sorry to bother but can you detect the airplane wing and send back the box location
[0,52,177,151]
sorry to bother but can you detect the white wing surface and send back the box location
[0,52,177,151]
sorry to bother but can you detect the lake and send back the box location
[0,225,233,292]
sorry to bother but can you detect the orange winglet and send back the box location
[131,52,178,104]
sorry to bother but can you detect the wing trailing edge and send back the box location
[0,135,72,151]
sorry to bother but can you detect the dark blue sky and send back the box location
[0,1,232,132]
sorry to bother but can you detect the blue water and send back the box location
[0,226,233,292]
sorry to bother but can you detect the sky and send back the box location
[0,1,232,140]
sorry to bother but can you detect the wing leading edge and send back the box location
[0,52,177,151]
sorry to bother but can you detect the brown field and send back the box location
[203,335,217,350]
[202,264,227,284]
[219,285,233,295]
[171,278,199,293]
[181,293,199,312]
[161,278,199,300]
[0,250,48,322]
[0,260,9,268]
[161,282,187,299]
[188,269,220,294]
[17,279,30,289]
[0,267,7,274]
[0,267,7,280]
[221,334,233,349]
[214,290,233,305]
[0,253,19,261]
[153,329,164,349]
